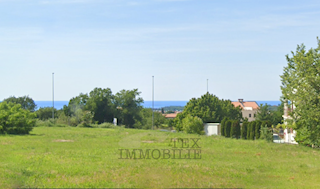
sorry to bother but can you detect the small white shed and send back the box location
[204,123,220,136]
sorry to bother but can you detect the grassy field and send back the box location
[1,126,320,188]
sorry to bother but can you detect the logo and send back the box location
[118,138,201,160]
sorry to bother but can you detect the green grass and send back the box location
[1,126,320,188]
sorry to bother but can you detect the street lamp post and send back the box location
[152,76,154,130]
[52,73,54,119]
[207,79,208,93]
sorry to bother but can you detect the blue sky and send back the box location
[1,0,320,101]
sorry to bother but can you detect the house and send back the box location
[282,101,298,144]
[163,112,180,119]
[283,101,295,122]
[231,99,259,122]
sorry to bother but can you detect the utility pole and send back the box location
[152,76,154,130]
[52,73,54,119]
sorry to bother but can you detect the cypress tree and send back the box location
[230,120,237,138]
[255,120,262,139]
[247,122,251,139]
[225,120,232,138]
[221,117,228,136]
[236,120,241,139]
[241,121,248,139]
[250,121,256,140]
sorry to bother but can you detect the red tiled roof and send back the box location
[232,101,259,110]
[164,113,179,118]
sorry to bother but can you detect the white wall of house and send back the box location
[284,128,298,144]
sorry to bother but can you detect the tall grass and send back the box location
[0,126,320,188]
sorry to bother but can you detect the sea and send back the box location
[34,100,282,110]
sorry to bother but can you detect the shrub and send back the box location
[230,120,240,139]
[36,107,58,120]
[250,121,256,140]
[260,125,273,142]
[255,120,262,139]
[182,114,204,134]
[230,120,236,138]
[35,119,55,127]
[0,102,36,134]
[225,120,232,138]
[97,122,116,128]
[221,117,228,136]
[236,120,240,138]
[247,122,251,139]
[241,121,248,139]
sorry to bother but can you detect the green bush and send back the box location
[247,122,251,139]
[96,122,116,129]
[236,120,240,138]
[35,119,55,127]
[221,117,228,136]
[225,120,231,138]
[230,120,236,138]
[36,107,58,120]
[35,119,68,127]
[255,120,262,139]
[241,121,248,139]
[0,102,36,134]
[182,114,204,135]
[260,125,273,142]
[230,120,240,139]
[250,121,256,140]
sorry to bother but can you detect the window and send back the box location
[249,114,251,118]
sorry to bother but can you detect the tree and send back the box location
[0,102,36,134]
[256,104,273,122]
[68,93,89,117]
[220,117,229,136]
[182,115,204,134]
[114,89,143,128]
[256,103,284,126]
[270,102,284,126]
[247,121,256,140]
[174,93,242,127]
[241,121,248,139]
[280,38,320,146]
[36,107,58,120]
[225,120,232,138]
[230,120,240,139]
[255,120,262,139]
[86,88,114,124]
[3,96,36,112]
[174,113,185,132]
[134,108,166,129]
[246,122,251,140]
[260,125,273,142]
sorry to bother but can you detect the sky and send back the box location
[1,0,320,101]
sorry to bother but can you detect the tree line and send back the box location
[220,118,273,142]
[0,89,284,136]
[0,88,169,134]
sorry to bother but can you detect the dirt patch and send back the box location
[234,151,247,154]
[53,140,74,142]
[142,141,154,143]
[1,142,11,145]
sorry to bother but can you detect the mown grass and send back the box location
[0,126,320,188]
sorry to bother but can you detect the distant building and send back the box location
[283,100,295,122]
[231,99,259,122]
[163,112,180,119]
